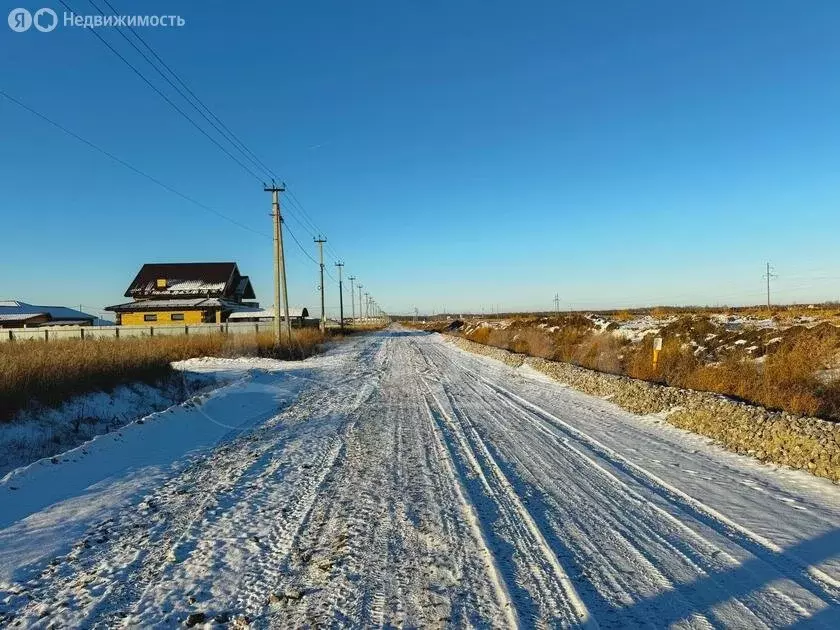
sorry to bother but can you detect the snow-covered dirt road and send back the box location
[2,328,840,628]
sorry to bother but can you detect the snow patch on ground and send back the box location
[0,372,218,479]
[0,362,313,584]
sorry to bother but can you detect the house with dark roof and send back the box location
[105,262,258,326]
[0,301,95,328]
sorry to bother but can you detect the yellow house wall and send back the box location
[119,310,207,326]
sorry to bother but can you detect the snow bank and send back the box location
[0,373,218,478]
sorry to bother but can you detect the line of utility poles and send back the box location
[348,275,356,321]
[314,235,327,331]
[265,181,291,344]
[264,184,385,344]
[335,261,344,329]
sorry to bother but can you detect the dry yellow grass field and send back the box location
[0,329,326,422]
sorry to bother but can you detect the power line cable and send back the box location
[1,89,343,285]
[284,187,345,262]
[94,0,278,182]
[58,0,265,183]
[85,1,347,274]
[284,189,324,236]
[0,89,268,238]
[284,223,321,266]
[92,0,346,271]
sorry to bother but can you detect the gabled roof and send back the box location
[0,301,94,323]
[233,276,256,300]
[124,262,255,299]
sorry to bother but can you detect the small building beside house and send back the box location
[106,262,258,326]
[227,306,311,328]
[0,301,95,328]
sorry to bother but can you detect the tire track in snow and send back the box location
[417,347,597,628]
[434,358,767,628]
[482,373,840,599]
[419,389,519,629]
[266,336,516,629]
[427,340,840,627]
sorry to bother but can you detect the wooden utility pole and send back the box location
[335,261,345,329]
[365,292,370,319]
[348,275,356,321]
[358,284,363,321]
[265,181,291,345]
[764,262,777,312]
[314,235,327,331]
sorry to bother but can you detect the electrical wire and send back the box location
[283,223,321,266]
[58,0,265,183]
[94,0,278,183]
[13,4,370,294]
[2,89,336,283]
[95,0,343,264]
[0,89,268,238]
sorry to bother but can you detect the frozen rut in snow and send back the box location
[1,327,840,628]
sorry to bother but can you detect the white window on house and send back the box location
[170,313,185,321]
[144,313,157,322]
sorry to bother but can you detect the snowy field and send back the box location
[1,327,839,628]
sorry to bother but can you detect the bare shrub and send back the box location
[485,328,514,352]
[573,333,624,374]
[468,326,491,345]
[516,329,556,360]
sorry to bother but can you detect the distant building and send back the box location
[105,262,258,326]
[0,300,95,328]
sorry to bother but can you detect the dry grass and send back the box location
[0,329,326,422]
[439,317,840,421]
[614,310,634,322]
[679,329,840,418]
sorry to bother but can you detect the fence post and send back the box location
[150,326,154,337]
[44,329,49,342]
[80,328,85,341]
[185,324,189,336]
[8,330,12,342]
[115,327,120,339]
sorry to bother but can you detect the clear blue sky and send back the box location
[2,1,840,317]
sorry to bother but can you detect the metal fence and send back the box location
[0,321,287,343]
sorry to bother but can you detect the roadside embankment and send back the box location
[448,335,840,483]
